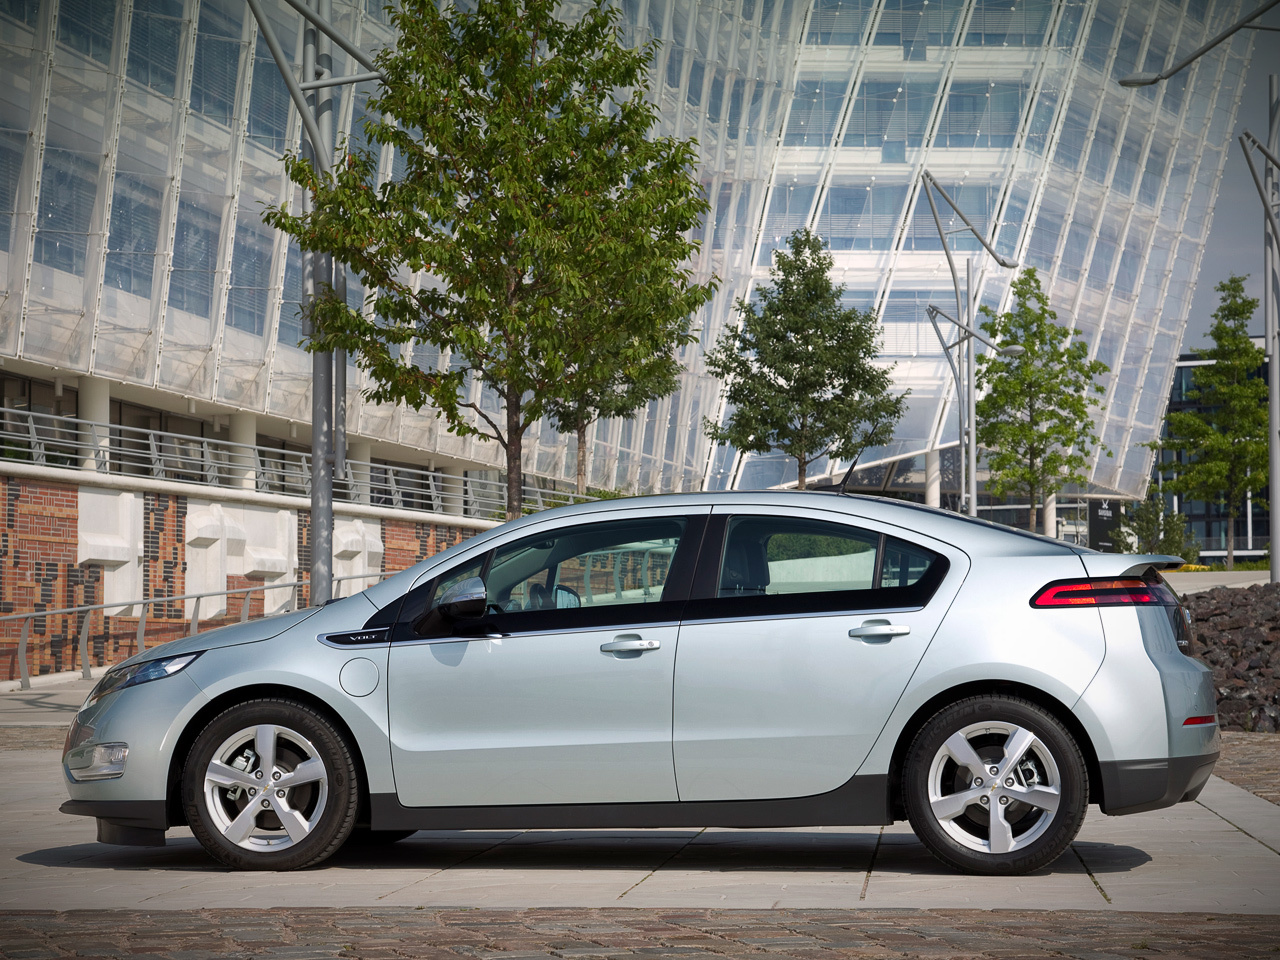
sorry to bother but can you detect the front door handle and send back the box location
[600,635,660,653]
[848,619,911,642]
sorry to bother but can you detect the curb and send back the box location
[0,666,111,695]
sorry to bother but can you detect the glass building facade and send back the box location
[0,0,1255,498]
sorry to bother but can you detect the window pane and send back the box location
[880,536,938,588]
[489,517,686,611]
[720,516,878,597]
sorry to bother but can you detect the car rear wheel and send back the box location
[903,695,1087,875]
[183,699,358,870]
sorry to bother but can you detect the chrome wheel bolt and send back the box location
[980,796,989,805]
[261,799,270,808]
[248,788,256,796]
[276,789,285,798]
[989,766,999,776]
[255,771,263,779]
[272,771,281,781]
[973,778,983,787]
[999,796,1009,805]
[1005,777,1015,787]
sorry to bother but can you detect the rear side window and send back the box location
[695,515,948,617]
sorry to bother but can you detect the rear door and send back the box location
[672,504,968,801]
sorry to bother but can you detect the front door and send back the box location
[388,509,705,807]
[673,506,967,801]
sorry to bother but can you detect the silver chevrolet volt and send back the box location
[60,491,1219,875]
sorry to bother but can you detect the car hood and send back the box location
[119,606,324,668]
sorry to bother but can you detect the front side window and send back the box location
[389,515,699,640]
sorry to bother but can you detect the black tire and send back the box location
[903,695,1088,875]
[182,698,359,870]
[346,828,418,846]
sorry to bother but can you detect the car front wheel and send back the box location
[903,695,1088,875]
[182,699,358,870]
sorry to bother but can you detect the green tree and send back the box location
[703,229,907,490]
[975,269,1109,534]
[544,309,691,496]
[266,0,714,518]
[1156,275,1266,569]
[1112,492,1200,563]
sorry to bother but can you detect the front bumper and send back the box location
[1098,752,1219,816]
[60,798,169,846]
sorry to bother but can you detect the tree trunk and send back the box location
[1226,508,1235,571]
[576,421,588,497]
[1028,484,1038,533]
[796,457,807,491]
[505,391,523,520]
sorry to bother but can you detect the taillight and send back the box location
[1183,715,1216,726]
[1030,578,1180,607]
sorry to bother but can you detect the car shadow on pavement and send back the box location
[17,830,1152,876]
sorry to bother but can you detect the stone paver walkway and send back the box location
[1,907,1277,959]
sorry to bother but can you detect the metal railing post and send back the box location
[18,616,31,690]
[240,589,252,622]
[190,596,201,635]
[79,612,92,679]
[136,603,148,653]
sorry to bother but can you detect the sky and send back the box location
[1182,12,1280,351]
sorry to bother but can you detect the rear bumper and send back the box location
[1098,753,1219,816]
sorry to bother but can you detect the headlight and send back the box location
[85,652,201,705]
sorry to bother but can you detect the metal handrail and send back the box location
[0,406,589,516]
[2,572,384,690]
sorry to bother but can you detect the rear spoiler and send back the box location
[1076,554,1185,578]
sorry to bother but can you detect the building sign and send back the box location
[1088,500,1127,552]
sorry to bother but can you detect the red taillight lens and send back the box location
[1183,715,1217,726]
[1030,578,1179,608]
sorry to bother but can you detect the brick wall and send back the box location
[0,473,485,681]
[0,477,102,680]
[380,518,477,575]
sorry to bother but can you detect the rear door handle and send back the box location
[600,635,660,653]
[848,619,910,642]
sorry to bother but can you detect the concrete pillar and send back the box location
[1043,494,1057,540]
[78,376,110,471]
[439,465,466,516]
[925,449,941,508]
[228,412,257,490]
[348,441,372,504]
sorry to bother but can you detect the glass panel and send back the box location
[721,515,878,596]
[33,146,100,277]
[806,0,872,45]
[104,169,165,296]
[783,72,848,147]
[248,34,292,152]
[127,0,183,96]
[965,0,1053,46]
[57,0,115,64]
[189,0,243,125]
[491,517,686,610]
[843,76,938,149]
[169,192,222,318]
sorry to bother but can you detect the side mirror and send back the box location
[438,577,487,620]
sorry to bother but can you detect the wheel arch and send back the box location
[885,679,1103,820]
[165,683,373,830]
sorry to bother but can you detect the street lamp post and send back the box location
[245,0,385,603]
[927,301,1024,517]
[1120,1,1278,581]
[919,171,1019,517]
